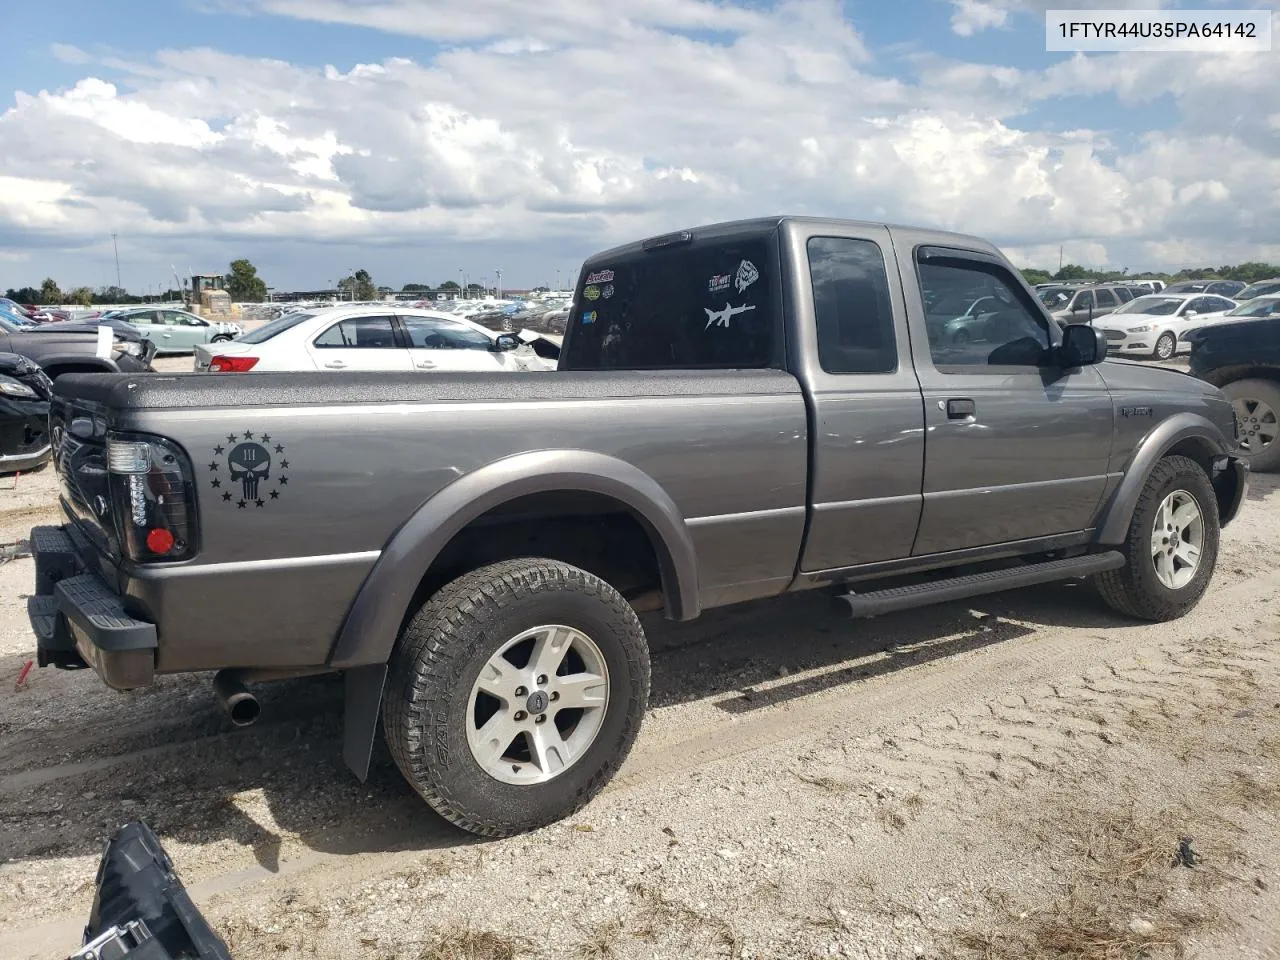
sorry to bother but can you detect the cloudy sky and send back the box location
[1,0,1277,293]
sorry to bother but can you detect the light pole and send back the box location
[458,267,464,300]
[111,233,122,291]
[495,268,503,299]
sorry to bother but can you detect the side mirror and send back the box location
[1183,310,1198,318]
[1058,323,1107,367]
[490,333,520,352]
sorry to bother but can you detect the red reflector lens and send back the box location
[208,356,259,372]
[145,527,176,554]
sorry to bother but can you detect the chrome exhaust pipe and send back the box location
[212,670,261,727]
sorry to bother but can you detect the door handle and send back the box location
[324,361,346,369]
[416,360,437,369]
[945,398,976,419]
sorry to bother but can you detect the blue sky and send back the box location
[0,0,1276,292]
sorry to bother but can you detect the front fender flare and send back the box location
[328,449,700,672]
[1095,412,1234,545]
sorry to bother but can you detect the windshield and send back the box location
[1238,281,1280,300]
[1112,296,1183,316]
[236,310,315,344]
[1226,298,1280,318]
[1036,288,1073,307]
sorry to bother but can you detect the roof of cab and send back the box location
[580,215,1001,267]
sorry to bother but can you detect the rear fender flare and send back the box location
[1095,412,1234,545]
[329,449,699,671]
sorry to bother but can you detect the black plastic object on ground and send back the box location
[72,820,232,959]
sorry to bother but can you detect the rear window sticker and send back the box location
[735,260,759,294]
[602,283,615,299]
[708,274,731,294]
[584,285,601,301]
[584,269,615,285]
[704,302,757,329]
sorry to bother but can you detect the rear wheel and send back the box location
[383,558,650,837]
[1153,332,1177,360]
[211,334,232,343]
[1095,455,1219,621]
[1221,378,1280,471]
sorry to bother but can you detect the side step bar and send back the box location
[840,551,1125,618]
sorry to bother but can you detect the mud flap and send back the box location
[343,663,388,782]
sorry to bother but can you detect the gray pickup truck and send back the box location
[28,216,1247,837]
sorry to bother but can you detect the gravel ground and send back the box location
[2,359,1278,960]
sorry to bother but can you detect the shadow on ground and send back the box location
[0,576,1148,872]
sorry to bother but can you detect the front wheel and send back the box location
[210,334,232,343]
[1095,455,1219,622]
[382,558,651,837]
[1153,332,1177,360]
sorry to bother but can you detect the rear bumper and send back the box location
[27,525,157,689]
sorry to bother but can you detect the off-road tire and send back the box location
[382,558,650,837]
[1221,378,1280,472]
[1095,455,1219,622]
[1153,332,1177,360]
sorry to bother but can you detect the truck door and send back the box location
[787,222,927,572]
[894,240,1114,555]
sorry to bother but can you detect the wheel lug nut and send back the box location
[550,691,560,702]
[536,674,548,686]
[515,686,527,697]
[514,710,527,721]
[535,714,547,724]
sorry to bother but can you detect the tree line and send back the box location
[1019,261,1280,286]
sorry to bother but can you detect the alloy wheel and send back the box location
[1150,490,1203,590]
[1232,396,1278,455]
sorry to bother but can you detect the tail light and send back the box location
[106,433,198,562]
[208,356,259,372]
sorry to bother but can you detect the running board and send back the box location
[839,551,1125,618]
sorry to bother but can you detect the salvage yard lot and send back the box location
[2,438,1279,959]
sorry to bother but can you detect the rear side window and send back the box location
[313,316,399,349]
[560,236,776,370]
[807,237,896,374]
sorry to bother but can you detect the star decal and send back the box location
[243,430,254,440]
[211,479,221,489]
[213,444,224,455]
[226,433,237,443]
[274,444,284,454]
[278,476,288,486]
[208,461,219,472]
[280,459,290,470]
[255,499,265,508]
[260,434,271,444]
[221,492,232,502]
[269,490,280,500]
[237,499,247,509]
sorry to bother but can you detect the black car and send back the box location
[0,352,53,473]
[1186,313,1280,471]
[0,313,156,378]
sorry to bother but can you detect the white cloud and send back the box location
[0,0,1276,287]
[949,0,1171,36]
[950,0,1009,37]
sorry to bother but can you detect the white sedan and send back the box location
[193,306,557,373]
[1093,293,1237,360]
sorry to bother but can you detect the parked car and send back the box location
[1128,280,1167,294]
[0,297,36,319]
[0,352,53,473]
[0,313,155,377]
[192,306,557,373]
[1092,293,1237,359]
[100,307,242,354]
[30,215,1246,839]
[1213,295,1280,322]
[1037,284,1129,326]
[1163,279,1247,298]
[1235,278,1280,301]
[1187,312,1280,470]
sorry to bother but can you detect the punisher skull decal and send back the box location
[208,431,289,508]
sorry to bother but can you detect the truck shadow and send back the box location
[0,577,1155,875]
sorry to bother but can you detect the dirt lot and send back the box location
[2,429,1279,959]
